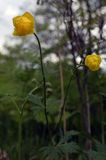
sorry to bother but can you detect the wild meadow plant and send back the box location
[10,10,103,160]
[1,0,106,159]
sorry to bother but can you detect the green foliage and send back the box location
[40,142,80,160]
[87,140,106,160]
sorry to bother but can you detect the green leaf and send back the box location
[40,142,80,160]
[46,97,60,114]
[87,140,106,160]
[60,142,80,154]
[40,145,62,160]
[28,94,43,107]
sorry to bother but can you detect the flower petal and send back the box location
[13,16,21,26]
[23,12,34,25]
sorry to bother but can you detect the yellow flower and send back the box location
[12,12,35,36]
[85,53,101,71]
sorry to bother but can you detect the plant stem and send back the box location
[55,64,82,130]
[33,33,49,130]
[18,115,22,160]
[17,86,41,160]
[10,96,22,160]
[101,96,105,144]
[11,97,21,114]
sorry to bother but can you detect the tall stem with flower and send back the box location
[12,11,49,160]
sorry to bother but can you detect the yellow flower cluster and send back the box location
[85,53,101,71]
[13,12,35,36]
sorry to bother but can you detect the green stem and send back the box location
[10,96,22,160]
[33,33,49,129]
[10,97,20,114]
[55,64,82,130]
[17,86,43,160]
[17,33,49,160]
[18,115,22,160]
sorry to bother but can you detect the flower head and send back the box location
[85,53,101,71]
[12,12,35,36]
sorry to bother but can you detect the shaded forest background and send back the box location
[1,0,106,159]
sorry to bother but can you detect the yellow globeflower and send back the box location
[85,53,101,71]
[13,12,35,36]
